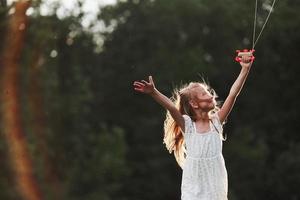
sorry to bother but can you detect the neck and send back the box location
[194,110,210,121]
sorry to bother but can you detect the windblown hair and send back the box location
[163,82,222,168]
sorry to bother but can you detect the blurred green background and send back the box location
[0,0,299,199]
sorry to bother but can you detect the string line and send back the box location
[252,0,258,49]
[252,0,277,49]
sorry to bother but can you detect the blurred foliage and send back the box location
[0,0,300,199]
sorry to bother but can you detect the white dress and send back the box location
[181,114,228,200]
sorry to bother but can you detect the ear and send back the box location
[189,100,198,109]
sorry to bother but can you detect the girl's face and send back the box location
[190,84,216,111]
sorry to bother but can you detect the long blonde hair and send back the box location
[163,82,221,168]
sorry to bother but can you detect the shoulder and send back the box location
[211,112,224,127]
[182,114,191,121]
[183,114,195,124]
[182,114,192,126]
[182,114,193,135]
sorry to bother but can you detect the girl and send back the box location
[133,56,253,200]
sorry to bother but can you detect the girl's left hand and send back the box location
[239,56,253,69]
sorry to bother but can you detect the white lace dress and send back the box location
[181,114,228,200]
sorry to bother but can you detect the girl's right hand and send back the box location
[133,76,156,94]
[239,56,253,69]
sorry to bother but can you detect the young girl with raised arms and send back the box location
[133,56,253,200]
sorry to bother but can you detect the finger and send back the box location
[149,76,154,84]
[133,85,141,89]
[141,80,150,85]
[133,85,144,90]
[133,84,142,89]
[134,87,144,92]
[241,57,250,63]
[133,82,145,87]
[134,81,143,84]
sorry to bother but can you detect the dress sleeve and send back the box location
[182,115,193,137]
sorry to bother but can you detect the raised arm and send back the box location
[218,56,253,124]
[133,76,185,131]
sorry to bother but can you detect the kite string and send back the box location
[252,0,277,49]
[252,0,258,49]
